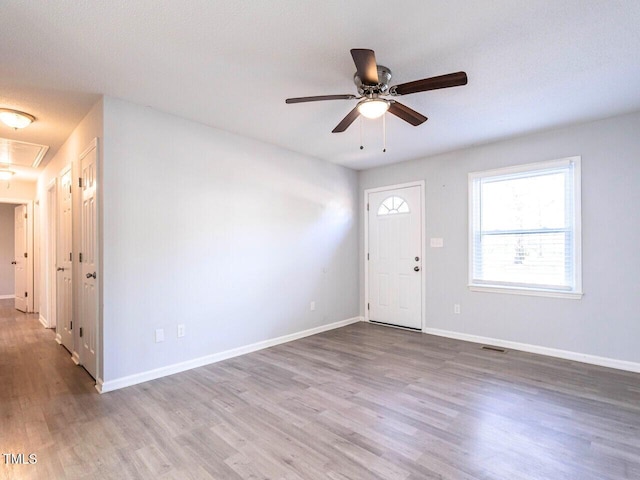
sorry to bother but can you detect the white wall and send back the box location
[359,111,640,365]
[0,203,16,296]
[0,180,36,202]
[102,97,359,384]
[36,100,104,336]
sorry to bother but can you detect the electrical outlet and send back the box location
[155,328,165,343]
[177,324,185,338]
[454,304,461,314]
[310,301,316,311]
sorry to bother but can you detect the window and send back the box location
[468,157,582,298]
[378,196,410,215]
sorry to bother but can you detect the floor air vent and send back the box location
[482,345,506,353]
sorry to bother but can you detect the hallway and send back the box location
[0,299,96,479]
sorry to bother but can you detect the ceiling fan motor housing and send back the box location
[354,65,392,95]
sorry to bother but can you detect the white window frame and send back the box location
[468,156,583,299]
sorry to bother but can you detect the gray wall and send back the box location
[359,111,640,364]
[0,204,16,296]
[102,97,359,382]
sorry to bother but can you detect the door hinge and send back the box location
[79,177,83,188]
[25,291,28,298]
[69,252,72,262]
[24,252,27,258]
[69,185,72,193]
[24,213,27,219]
[79,252,83,263]
[367,253,369,260]
[367,203,369,211]
[367,303,370,310]
[70,321,73,330]
[79,327,83,338]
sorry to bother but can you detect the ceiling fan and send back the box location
[286,48,468,133]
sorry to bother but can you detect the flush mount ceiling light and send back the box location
[0,108,36,129]
[0,169,15,180]
[356,98,390,119]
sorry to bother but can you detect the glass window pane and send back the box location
[378,196,410,216]
[474,232,569,287]
[481,172,566,231]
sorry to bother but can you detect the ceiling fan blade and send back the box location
[332,107,360,133]
[388,102,428,126]
[351,49,379,85]
[286,94,357,104]
[392,71,468,96]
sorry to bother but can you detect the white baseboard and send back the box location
[0,294,15,300]
[71,352,80,365]
[55,333,62,345]
[423,327,640,374]
[97,316,363,394]
[39,314,48,328]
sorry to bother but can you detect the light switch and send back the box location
[430,237,444,248]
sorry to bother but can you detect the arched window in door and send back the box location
[377,196,410,215]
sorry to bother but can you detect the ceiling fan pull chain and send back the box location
[359,116,364,150]
[383,113,387,153]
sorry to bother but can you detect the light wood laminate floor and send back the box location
[1,299,639,479]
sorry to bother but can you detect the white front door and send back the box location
[79,141,98,379]
[368,185,423,329]
[57,169,74,352]
[14,205,27,312]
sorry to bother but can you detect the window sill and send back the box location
[468,285,583,299]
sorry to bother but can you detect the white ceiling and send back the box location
[1,1,639,171]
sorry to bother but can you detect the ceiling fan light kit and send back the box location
[357,98,389,119]
[0,108,36,129]
[285,48,468,143]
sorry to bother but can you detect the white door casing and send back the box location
[366,183,424,330]
[57,168,74,351]
[79,140,98,379]
[46,180,57,328]
[14,205,27,312]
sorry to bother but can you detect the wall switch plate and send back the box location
[177,324,185,338]
[454,304,461,314]
[155,328,165,343]
[310,301,316,311]
[430,237,444,248]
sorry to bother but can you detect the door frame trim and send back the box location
[45,178,57,329]
[364,180,426,330]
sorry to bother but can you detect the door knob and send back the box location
[11,261,16,265]
[57,267,65,271]
[414,266,420,272]
[415,257,420,261]
[86,272,96,279]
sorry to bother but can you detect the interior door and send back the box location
[79,142,98,379]
[57,169,74,352]
[368,185,422,329]
[14,205,27,312]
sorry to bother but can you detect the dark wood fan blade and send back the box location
[388,102,428,126]
[332,107,360,133]
[392,72,467,96]
[351,49,379,85]
[286,94,356,104]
